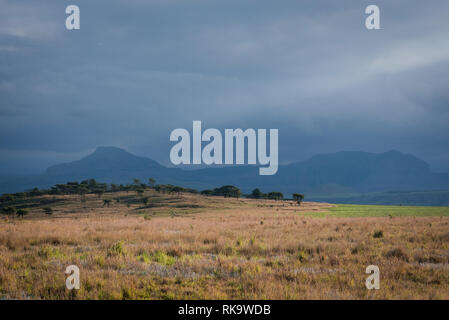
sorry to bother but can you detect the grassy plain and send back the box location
[0,191,448,299]
[306,204,449,217]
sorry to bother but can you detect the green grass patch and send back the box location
[150,251,176,265]
[107,241,127,257]
[302,204,449,217]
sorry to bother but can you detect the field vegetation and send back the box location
[0,188,448,299]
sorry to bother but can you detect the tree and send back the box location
[88,179,97,188]
[148,178,156,188]
[16,209,28,218]
[201,190,213,196]
[2,206,16,218]
[250,188,263,199]
[0,194,14,203]
[172,186,183,195]
[103,199,112,207]
[213,185,242,198]
[292,193,305,206]
[268,192,283,201]
[142,196,150,206]
[95,189,105,198]
[43,207,53,215]
[78,186,89,198]
[30,187,42,196]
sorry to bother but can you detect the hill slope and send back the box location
[1,147,449,204]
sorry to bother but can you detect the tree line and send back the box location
[1,178,305,218]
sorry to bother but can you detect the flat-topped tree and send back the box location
[292,193,305,206]
[213,185,242,198]
[268,192,283,201]
[201,190,213,196]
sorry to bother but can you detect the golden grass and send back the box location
[0,191,448,299]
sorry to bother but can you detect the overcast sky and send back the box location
[1,0,449,174]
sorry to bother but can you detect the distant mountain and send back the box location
[45,146,173,182]
[182,150,449,196]
[277,150,449,194]
[1,147,449,205]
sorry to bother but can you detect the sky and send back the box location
[1,0,449,175]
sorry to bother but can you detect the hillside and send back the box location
[1,189,448,299]
[1,147,449,205]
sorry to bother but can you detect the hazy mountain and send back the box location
[1,147,449,202]
[277,150,449,194]
[45,146,173,182]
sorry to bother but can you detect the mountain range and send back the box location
[1,146,449,205]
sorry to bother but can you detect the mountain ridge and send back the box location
[1,147,448,200]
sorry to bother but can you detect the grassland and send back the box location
[0,191,448,299]
[304,204,449,217]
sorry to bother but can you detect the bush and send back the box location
[373,230,383,238]
[151,251,176,265]
[107,241,127,257]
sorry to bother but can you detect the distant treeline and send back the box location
[0,178,304,204]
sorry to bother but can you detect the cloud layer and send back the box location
[1,0,449,174]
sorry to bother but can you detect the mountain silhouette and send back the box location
[1,147,448,200]
[45,146,170,180]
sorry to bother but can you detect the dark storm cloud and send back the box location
[1,0,449,174]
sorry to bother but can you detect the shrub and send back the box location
[139,252,151,263]
[107,241,127,257]
[373,230,383,238]
[151,251,175,265]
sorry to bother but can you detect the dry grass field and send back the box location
[0,190,448,299]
